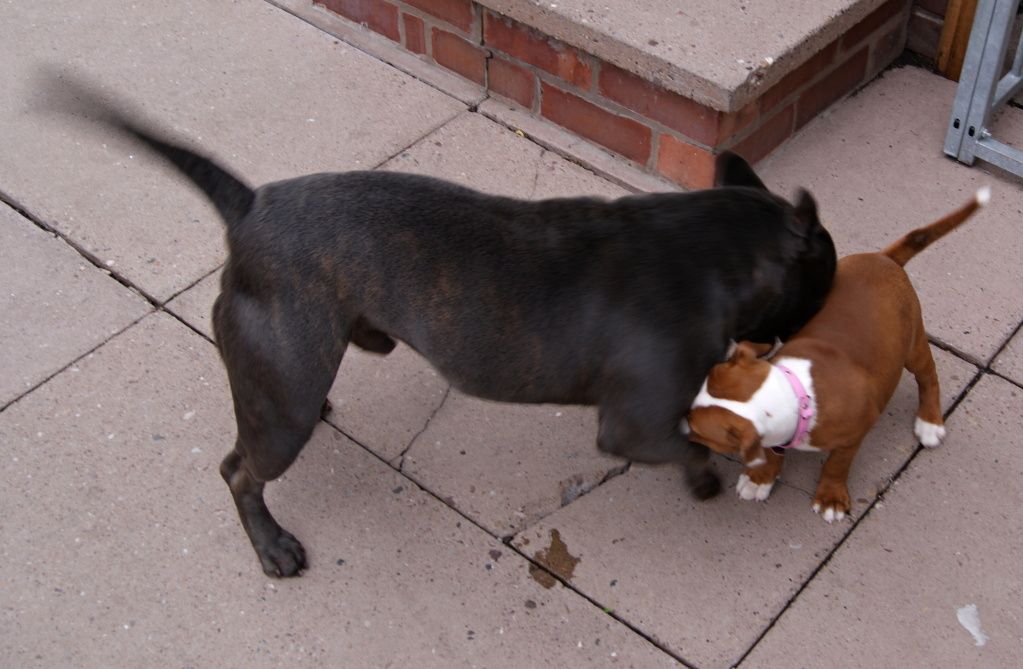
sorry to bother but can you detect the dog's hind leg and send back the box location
[213,292,348,577]
[906,322,945,448]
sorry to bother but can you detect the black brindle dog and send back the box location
[43,75,836,577]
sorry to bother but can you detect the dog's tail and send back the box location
[34,69,254,227]
[882,187,989,266]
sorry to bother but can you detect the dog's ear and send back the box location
[731,341,775,361]
[688,407,762,463]
[789,188,821,237]
[728,421,766,467]
[714,151,768,190]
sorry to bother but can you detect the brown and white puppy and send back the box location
[686,188,989,522]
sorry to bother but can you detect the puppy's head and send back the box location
[688,342,773,467]
[715,152,837,343]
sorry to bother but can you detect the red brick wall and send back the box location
[315,0,912,189]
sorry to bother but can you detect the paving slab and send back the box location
[773,345,977,514]
[381,110,630,200]
[0,202,149,408]
[0,0,463,302]
[742,373,1023,667]
[992,326,1023,386]
[511,458,848,668]
[761,66,1023,364]
[480,0,889,111]
[0,312,678,667]
[402,391,620,536]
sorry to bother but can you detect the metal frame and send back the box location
[944,0,1023,177]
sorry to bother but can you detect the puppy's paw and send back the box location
[914,417,946,448]
[811,493,850,523]
[736,472,774,501]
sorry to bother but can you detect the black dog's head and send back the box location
[715,152,837,342]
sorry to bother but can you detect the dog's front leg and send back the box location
[597,402,722,500]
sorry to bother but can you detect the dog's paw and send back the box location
[256,528,308,578]
[688,468,722,500]
[811,496,850,523]
[736,472,774,501]
[914,417,946,448]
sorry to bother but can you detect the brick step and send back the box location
[282,0,911,189]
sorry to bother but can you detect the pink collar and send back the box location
[771,363,814,454]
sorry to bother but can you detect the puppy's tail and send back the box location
[33,68,254,227]
[882,187,989,266]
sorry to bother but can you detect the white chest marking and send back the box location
[692,357,820,451]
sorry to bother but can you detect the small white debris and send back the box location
[105,260,115,267]
[957,604,989,646]
[191,447,202,454]
[181,548,189,556]
[183,411,195,421]
[555,411,563,417]
[107,433,115,440]
[577,641,583,648]
[788,542,802,550]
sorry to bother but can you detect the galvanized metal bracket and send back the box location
[944,0,1023,177]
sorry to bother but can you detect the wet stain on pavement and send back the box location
[528,528,580,589]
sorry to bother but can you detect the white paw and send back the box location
[812,502,846,523]
[914,417,946,448]
[736,473,775,501]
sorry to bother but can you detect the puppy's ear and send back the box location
[730,341,774,362]
[714,151,767,190]
[728,421,766,467]
[687,407,734,454]
[789,188,821,238]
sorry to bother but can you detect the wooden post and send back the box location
[938,0,980,80]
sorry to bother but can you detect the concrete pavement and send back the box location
[1,1,1021,667]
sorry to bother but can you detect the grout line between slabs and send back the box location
[315,416,695,667]
[369,110,477,170]
[0,312,152,414]
[730,365,987,667]
[0,188,223,404]
[0,187,159,307]
[265,0,480,110]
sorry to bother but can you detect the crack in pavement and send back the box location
[397,385,451,471]
[526,148,546,200]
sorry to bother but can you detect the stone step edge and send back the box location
[272,0,911,189]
